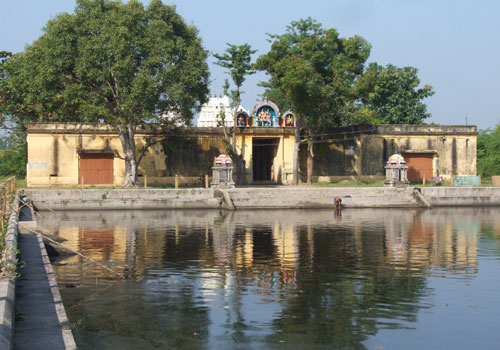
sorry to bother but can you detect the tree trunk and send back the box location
[222,137,246,186]
[307,139,314,185]
[292,117,302,185]
[118,123,138,188]
[224,100,246,185]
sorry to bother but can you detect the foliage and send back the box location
[256,17,371,183]
[0,51,11,81]
[477,125,500,177]
[0,131,27,178]
[213,43,256,110]
[213,43,256,184]
[260,85,292,113]
[0,147,27,178]
[357,63,434,124]
[257,18,370,128]
[0,175,18,278]
[0,225,19,279]
[0,0,209,187]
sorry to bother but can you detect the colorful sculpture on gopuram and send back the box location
[236,111,249,127]
[282,110,296,127]
[230,100,297,128]
[252,100,280,127]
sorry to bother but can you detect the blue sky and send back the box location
[1,0,499,130]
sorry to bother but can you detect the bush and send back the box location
[0,135,26,178]
[477,125,500,177]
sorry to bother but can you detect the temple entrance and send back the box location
[252,138,279,182]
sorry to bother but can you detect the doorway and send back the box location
[252,138,279,182]
[79,153,114,184]
[403,153,434,182]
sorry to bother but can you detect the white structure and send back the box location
[159,111,186,127]
[196,95,248,127]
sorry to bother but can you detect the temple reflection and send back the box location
[36,207,498,349]
[38,208,484,282]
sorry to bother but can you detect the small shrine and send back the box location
[384,154,409,188]
[282,110,296,127]
[211,154,235,188]
[237,100,296,128]
[236,111,250,127]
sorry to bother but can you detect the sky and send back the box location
[1,0,499,130]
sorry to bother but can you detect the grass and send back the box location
[0,176,18,279]
[5,177,496,189]
[0,177,25,189]
[0,224,18,279]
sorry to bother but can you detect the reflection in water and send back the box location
[36,208,500,349]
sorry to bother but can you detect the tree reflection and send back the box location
[42,208,485,349]
[263,225,427,349]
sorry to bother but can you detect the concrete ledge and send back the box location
[0,197,19,350]
[422,187,500,206]
[26,189,224,210]
[34,233,77,349]
[24,187,500,211]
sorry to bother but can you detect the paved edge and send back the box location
[0,196,77,350]
[0,197,19,350]
[34,232,77,349]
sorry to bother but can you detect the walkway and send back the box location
[15,230,76,350]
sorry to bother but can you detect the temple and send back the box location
[24,99,477,187]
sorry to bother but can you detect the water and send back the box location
[36,208,500,349]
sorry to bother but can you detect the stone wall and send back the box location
[26,123,476,187]
[24,187,500,210]
[300,124,477,181]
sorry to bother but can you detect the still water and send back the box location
[37,208,500,349]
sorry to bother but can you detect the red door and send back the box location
[403,153,433,182]
[79,153,114,184]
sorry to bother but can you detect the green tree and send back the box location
[0,51,17,129]
[0,131,27,178]
[357,63,434,124]
[257,18,371,184]
[213,43,256,184]
[1,52,28,178]
[477,125,500,177]
[260,85,292,113]
[0,0,209,187]
[0,51,10,80]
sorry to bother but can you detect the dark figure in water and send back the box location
[334,197,342,218]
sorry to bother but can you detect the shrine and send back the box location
[230,100,297,128]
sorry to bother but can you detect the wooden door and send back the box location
[79,153,114,184]
[403,153,433,182]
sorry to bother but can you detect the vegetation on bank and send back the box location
[477,124,500,177]
[0,132,27,180]
[0,176,17,278]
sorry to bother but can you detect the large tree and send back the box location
[357,63,434,124]
[257,18,371,184]
[213,43,256,185]
[0,0,209,187]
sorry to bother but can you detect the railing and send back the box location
[0,176,16,230]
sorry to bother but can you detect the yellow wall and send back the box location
[26,123,477,187]
[27,124,168,187]
[359,133,476,180]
